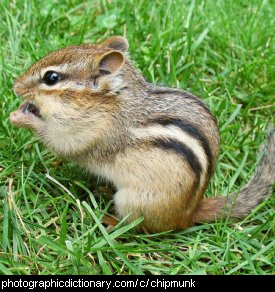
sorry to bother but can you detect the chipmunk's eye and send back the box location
[43,71,60,86]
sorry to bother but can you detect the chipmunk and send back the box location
[10,36,274,232]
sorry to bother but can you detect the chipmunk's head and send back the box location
[10,36,128,155]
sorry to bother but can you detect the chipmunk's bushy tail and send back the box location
[193,128,275,223]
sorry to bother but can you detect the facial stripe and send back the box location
[40,65,69,78]
[39,81,89,91]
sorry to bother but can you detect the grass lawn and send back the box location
[0,0,274,275]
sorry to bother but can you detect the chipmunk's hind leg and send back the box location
[113,188,196,233]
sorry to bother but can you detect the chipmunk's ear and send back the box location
[101,36,129,52]
[98,51,125,74]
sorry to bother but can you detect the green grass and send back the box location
[0,0,274,275]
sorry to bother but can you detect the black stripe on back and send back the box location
[149,117,213,176]
[149,88,217,124]
[150,137,202,184]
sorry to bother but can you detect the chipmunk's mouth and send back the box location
[10,101,42,128]
[21,102,41,118]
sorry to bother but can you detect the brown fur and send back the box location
[194,127,275,223]
[10,36,274,232]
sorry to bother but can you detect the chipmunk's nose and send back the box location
[13,79,24,97]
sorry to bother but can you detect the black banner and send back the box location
[0,275,271,290]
